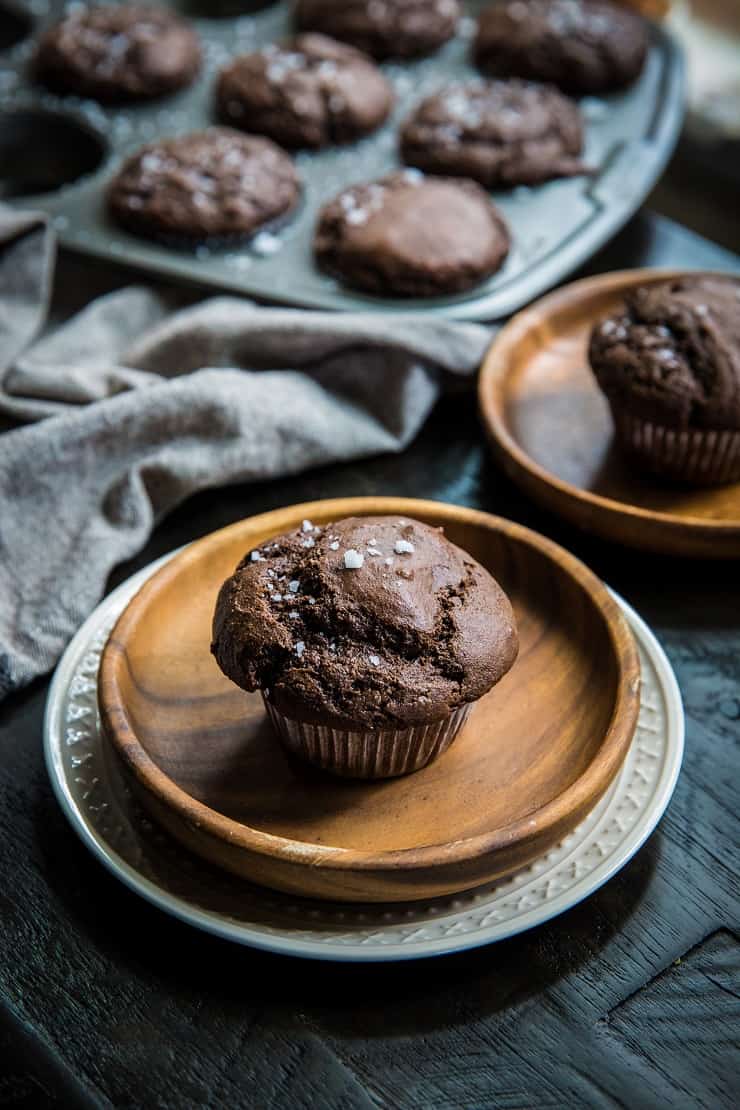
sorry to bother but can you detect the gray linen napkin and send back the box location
[0,209,491,699]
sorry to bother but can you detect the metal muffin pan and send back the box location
[0,0,684,320]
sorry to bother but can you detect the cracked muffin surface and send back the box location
[474,0,648,96]
[400,79,587,188]
[107,127,300,243]
[293,0,461,61]
[211,515,518,730]
[34,4,202,102]
[216,34,393,150]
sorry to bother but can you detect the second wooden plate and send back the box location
[99,498,640,903]
[479,269,740,558]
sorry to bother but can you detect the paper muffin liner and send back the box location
[262,698,473,779]
[611,408,740,485]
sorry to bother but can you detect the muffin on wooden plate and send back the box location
[589,275,740,484]
[212,515,518,778]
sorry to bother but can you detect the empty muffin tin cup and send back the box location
[263,697,473,779]
[0,3,33,52]
[0,109,106,199]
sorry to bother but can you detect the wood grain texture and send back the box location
[98,498,640,902]
[1,216,739,1110]
[479,269,740,557]
[603,929,740,1107]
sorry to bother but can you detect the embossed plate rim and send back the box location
[44,550,684,961]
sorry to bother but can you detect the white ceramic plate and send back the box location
[44,552,684,962]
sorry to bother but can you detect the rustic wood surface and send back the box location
[479,269,740,558]
[1,213,739,1108]
[99,498,640,902]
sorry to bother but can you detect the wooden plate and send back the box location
[99,497,640,903]
[479,269,740,558]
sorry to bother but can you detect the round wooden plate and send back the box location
[99,497,641,903]
[478,269,740,558]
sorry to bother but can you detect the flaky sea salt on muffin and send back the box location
[589,275,740,485]
[211,516,518,779]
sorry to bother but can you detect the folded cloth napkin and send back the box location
[0,208,491,699]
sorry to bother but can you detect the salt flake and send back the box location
[394,540,415,554]
[344,549,364,569]
[402,168,424,185]
[251,231,281,257]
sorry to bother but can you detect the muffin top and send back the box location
[107,128,300,243]
[400,78,586,188]
[314,171,510,297]
[211,515,518,730]
[474,0,648,96]
[34,4,202,102]
[294,0,461,61]
[216,34,393,150]
[589,275,740,429]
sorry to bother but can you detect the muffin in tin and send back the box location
[107,128,300,245]
[293,0,461,61]
[211,515,519,778]
[314,171,510,297]
[216,34,393,149]
[400,79,587,188]
[588,275,740,484]
[34,4,202,102]
[474,0,649,96]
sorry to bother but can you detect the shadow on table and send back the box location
[34,781,659,1037]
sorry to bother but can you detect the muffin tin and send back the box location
[0,0,684,320]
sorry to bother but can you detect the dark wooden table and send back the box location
[1,212,738,1110]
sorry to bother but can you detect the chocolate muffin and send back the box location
[474,0,649,96]
[216,34,393,149]
[400,79,587,188]
[107,128,300,245]
[293,0,461,60]
[212,515,519,778]
[589,275,740,484]
[34,4,202,102]
[314,171,510,298]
